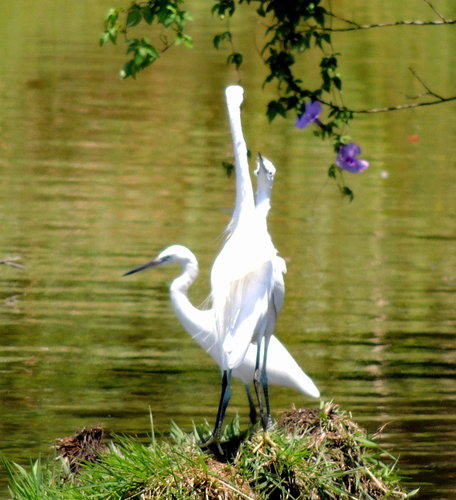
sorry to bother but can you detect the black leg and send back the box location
[244,384,257,425]
[253,337,265,423]
[212,369,232,444]
[260,334,273,430]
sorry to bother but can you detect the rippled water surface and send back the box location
[0,1,455,497]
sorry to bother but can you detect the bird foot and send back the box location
[200,436,224,456]
[252,431,277,454]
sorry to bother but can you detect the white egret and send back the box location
[125,86,318,448]
[123,245,319,412]
[251,152,287,429]
[124,151,319,435]
[209,86,282,439]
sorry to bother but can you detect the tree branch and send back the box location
[322,14,455,32]
[321,95,456,114]
[409,67,444,100]
[423,0,447,22]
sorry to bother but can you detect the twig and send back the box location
[409,67,444,100]
[321,95,456,114]
[326,11,360,28]
[423,0,447,22]
[321,16,455,32]
[0,257,24,269]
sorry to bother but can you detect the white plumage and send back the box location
[124,244,319,399]
[124,85,319,445]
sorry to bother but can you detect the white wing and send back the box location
[220,260,274,369]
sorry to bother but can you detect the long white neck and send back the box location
[255,155,275,223]
[255,191,271,222]
[225,86,255,230]
[169,260,216,353]
[254,176,272,240]
[169,259,198,297]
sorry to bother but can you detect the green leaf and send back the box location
[175,33,193,48]
[328,164,337,179]
[333,75,342,90]
[126,8,142,28]
[266,100,286,121]
[222,161,234,177]
[126,38,139,55]
[162,14,176,28]
[134,47,148,66]
[99,31,110,46]
[142,7,154,24]
[342,186,354,202]
[108,27,118,44]
[313,6,327,26]
[212,0,235,17]
[320,33,331,44]
[105,8,121,28]
[120,60,136,79]
[227,52,243,69]
[213,31,232,49]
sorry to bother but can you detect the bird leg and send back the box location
[244,384,257,425]
[260,334,273,430]
[253,338,266,427]
[203,369,232,454]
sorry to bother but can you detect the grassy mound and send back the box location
[3,402,417,499]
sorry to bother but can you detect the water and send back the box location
[0,1,455,497]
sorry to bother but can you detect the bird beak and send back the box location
[254,152,264,176]
[123,258,161,276]
[255,152,275,178]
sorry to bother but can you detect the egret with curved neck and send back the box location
[124,154,320,437]
[124,245,319,412]
[125,86,303,448]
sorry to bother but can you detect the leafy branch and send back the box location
[100,1,193,78]
[100,0,455,201]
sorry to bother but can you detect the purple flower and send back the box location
[295,100,322,129]
[336,142,369,173]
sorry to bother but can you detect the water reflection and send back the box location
[1,0,455,498]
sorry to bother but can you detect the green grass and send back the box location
[2,402,418,499]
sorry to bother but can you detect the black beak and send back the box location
[123,259,161,277]
[255,152,265,175]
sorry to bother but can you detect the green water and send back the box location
[0,1,455,497]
